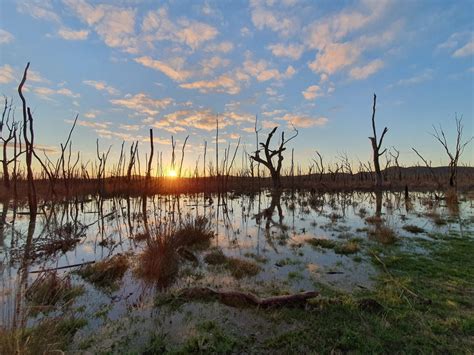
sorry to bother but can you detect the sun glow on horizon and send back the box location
[167,169,177,178]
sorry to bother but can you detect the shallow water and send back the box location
[0,190,473,349]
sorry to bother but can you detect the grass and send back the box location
[204,248,261,279]
[77,253,129,291]
[0,317,87,355]
[137,216,215,288]
[334,240,360,255]
[368,225,398,244]
[146,229,474,354]
[403,224,426,234]
[306,237,337,249]
[307,237,361,254]
[26,271,84,313]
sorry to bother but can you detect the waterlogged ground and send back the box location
[1,190,473,353]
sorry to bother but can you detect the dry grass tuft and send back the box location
[365,215,383,224]
[226,257,261,279]
[26,271,83,313]
[306,238,337,249]
[77,254,129,291]
[136,236,179,289]
[334,240,360,255]
[368,225,397,244]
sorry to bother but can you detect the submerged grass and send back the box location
[204,248,261,279]
[77,254,129,291]
[26,271,84,313]
[0,317,87,355]
[306,237,361,254]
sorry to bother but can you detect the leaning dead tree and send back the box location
[431,115,473,189]
[368,94,388,188]
[250,126,298,189]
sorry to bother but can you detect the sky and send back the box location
[0,0,473,174]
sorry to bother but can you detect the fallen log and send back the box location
[30,260,95,274]
[177,287,319,308]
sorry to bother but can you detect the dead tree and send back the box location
[368,94,388,188]
[18,62,37,215]
[146,129,154,180]
[0,96,24,188]
[389,147,402,181]
[250,126,298,189]
[431,115,473,189]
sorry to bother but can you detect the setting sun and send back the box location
[167,169,177,178]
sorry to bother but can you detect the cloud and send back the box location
[0,29,14,44]
[453,40,474,58]
[302,85,323,100]
[119,124,140,131]
[110,93,174,116]
[308,42,361,75]
[70,119,110,129]
[58,27,89,40]
[305,0,395,77]
[392,69,433,87]
[205,41,234,53]
[349,59,384,79]
[34,86,80,99]
[142,8,218,50]
[249,0,298,37]
[180,75,241,95]
[0,64,15,84]
[278,113,328,128]
[268,43,304,60]
[17,0,61,23]
[63,0,137,53]
[243,59,296,82]
[135,56,192,82]
[200,56,230,75]
[83,80,119,95]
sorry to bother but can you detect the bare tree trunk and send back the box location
[368,94,388,189]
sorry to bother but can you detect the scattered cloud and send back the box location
[83,80,119,95]
[135,56,192,82]
[58,27,89,40]
[302,85,323,100]
[268,43,304,60]
[249,0,299,37]
[391,69,434,87]
[205,41,234,53]
[453,40,474,58]
[110,93,174,116]
[278,113,328,128]
[17,0,61,23]
[0,29,14,44]
[180,74,240,95]
[349,59,384,80]
[142,8,218,50]
[0,64,15,84]
[243,59,296,82]
[34,86,80,99]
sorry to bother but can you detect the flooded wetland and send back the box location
[1,190,473,353]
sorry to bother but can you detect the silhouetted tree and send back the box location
[368,94,388,188]
[431,115,473,189]
[250,126,298,189]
